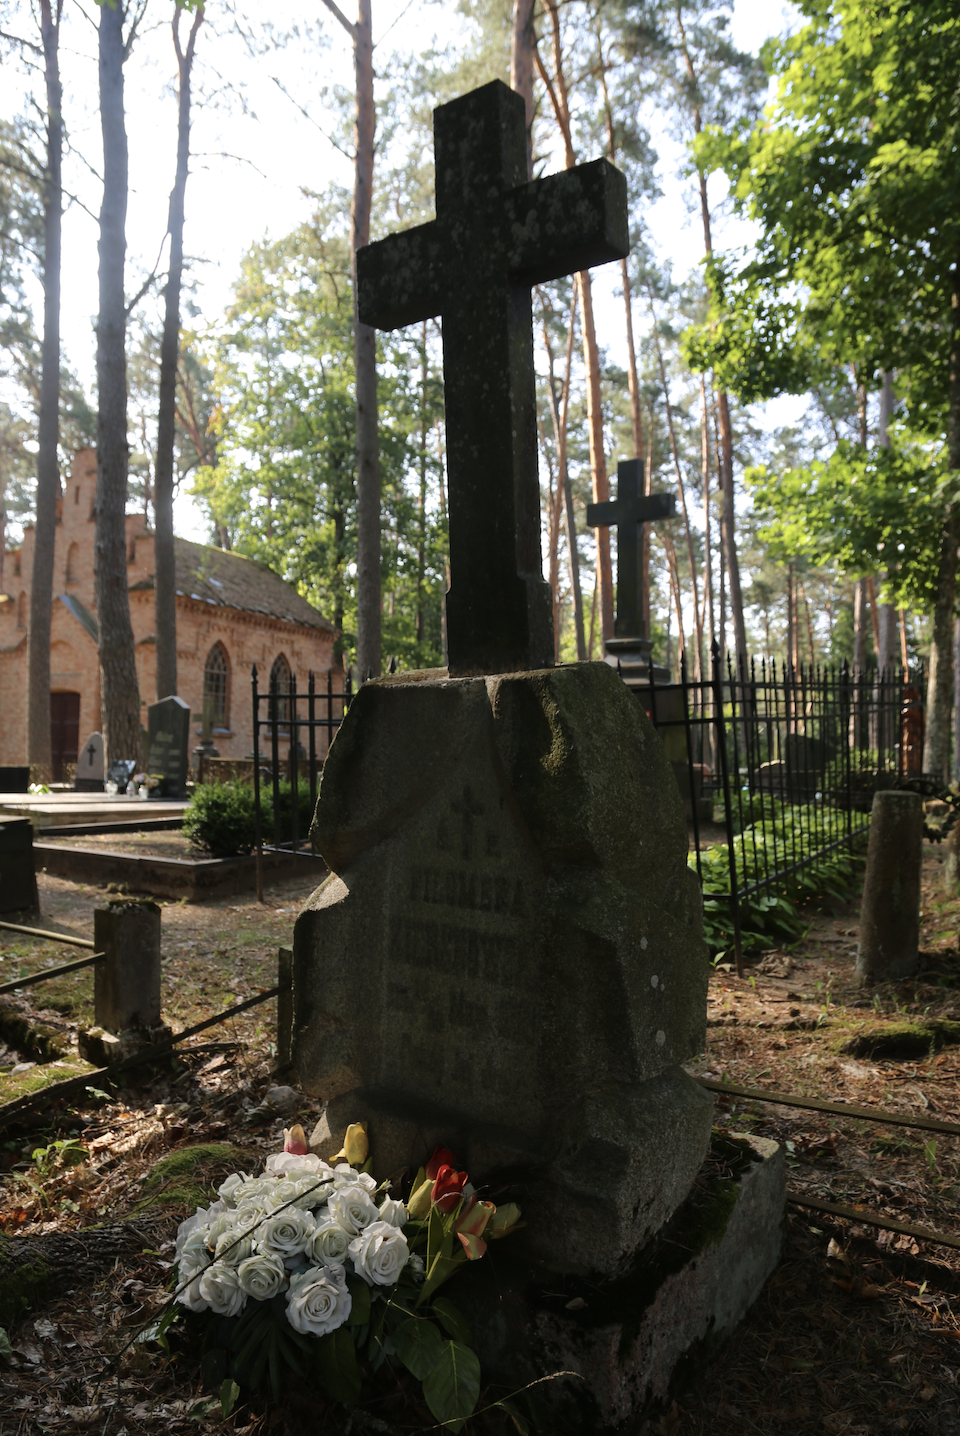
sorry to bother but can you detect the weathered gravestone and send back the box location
[292,79,783,1425]
[78,897,171,1064]
[74,732,105,792]
[147,696,191,799]
[106,758,136,794]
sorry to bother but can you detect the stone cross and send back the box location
[357,79,628,676]
[587,459,676,639]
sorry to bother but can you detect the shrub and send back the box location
[183,781,259,857]
[184,779,316,858]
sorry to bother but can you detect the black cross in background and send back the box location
[587,459,676,640]
[358,80,628,676]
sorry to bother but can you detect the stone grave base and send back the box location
[78,1020,173,1066]
[463,1132,784,1432]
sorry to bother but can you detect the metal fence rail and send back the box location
[250,666,354,896]
[645,642,926,976]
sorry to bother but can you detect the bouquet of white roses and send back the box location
[166,1124,522,1431]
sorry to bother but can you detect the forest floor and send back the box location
[1,847,959,1434]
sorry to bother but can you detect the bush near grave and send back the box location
[183,781,313,859]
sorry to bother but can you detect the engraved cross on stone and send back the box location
[357,80,628,676]
[587,459,676,639]
[85,742,96,766]
[451,784,483,860]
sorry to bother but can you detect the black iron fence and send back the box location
[639,643,927,975]
[245,652,928,968]
[250,666,354,889]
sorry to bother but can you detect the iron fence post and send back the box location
[712,640,744,977]
[252,665,263,904]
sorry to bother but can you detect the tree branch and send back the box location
[320,0,357,41]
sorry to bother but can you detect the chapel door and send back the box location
[50,692,80,782]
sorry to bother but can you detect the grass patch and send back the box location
[838,1018,960,1060]
[0,1056,98,1106]
[137,1143,244,1212]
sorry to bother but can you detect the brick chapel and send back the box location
[0,448,340,779]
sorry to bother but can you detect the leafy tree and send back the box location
[194,219,448,671]
[687,0,960,775]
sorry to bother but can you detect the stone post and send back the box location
[0,817,39,914]
[857,789,923,983]
[78,897,170,1064]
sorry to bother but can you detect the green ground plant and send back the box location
[183,782,314,859]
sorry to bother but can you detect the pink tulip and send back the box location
[283,1123,308,1155]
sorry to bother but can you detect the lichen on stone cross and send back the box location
[586,459,676,640]
[357,79,629,676]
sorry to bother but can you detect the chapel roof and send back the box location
[172,539,334,633]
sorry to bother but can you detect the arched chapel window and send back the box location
[17,592,26,629]
[203,642,230,728]
[66,543,80,584]
[270,652,291,727]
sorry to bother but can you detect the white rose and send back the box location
[214,1229,256,1268]
[328,1186,378,1236]
[260,1207,317,1262]
[332,1163,376,1193]
[198,1261,246,1318]
[204,1211,240,1250]
[237,1252,287,1301]
[265,1152,328,1177]
[218,1173,251,1207]
[295,1174,334,1207]
[178,1225,212,1266]
[348,1221,410,1287]
[307,1219,351,1266]
[286,1263,352,1336]
[175,1206,208,1258]
[377,1197,407,1228]
[264,1179,302,1211]
[176,1260,211,1313]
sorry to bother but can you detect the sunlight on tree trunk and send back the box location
[27,0,63,781]
[154,3,203,701]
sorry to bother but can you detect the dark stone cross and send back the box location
[357,80,628,676]
[587,459,676,639]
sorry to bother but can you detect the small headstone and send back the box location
[147,695,191,799]
[78,897,170,1064]
[74,732,105,793]
[857,789,922,983]
[105,758,137,794]
[0,818,38,914]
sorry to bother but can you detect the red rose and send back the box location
[431,1163,468,1214]
[425,1145,458,1181]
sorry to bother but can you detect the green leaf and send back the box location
[421,1340,481,1433]
[316,1325,362,1405]
[220,1379,240,1420]
[345,1274,371,1327]
[392,1315,445,1381]
[0,1327,12,1361]
[431,1297,471,1347]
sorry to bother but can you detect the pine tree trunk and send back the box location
[510,0,536,178]
[154,5,203,701]
[351,0,381,680]
[96,1,140,766]
[853,579,867,671]
[922,262,960,782]
[26,0,63,782]
[0,1215,170,1321]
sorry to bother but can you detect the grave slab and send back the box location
[295,662,712,1274]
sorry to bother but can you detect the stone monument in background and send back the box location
[74,732,105,793]
[146,696,190,799]
[291,80,783,1425]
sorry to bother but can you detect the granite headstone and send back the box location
[147,695,191,799]
[106,759,137,794]
[74,732,105,793]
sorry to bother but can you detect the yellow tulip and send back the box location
[486,1202,522,1238]
[406,1177,434,1220]
[332,1122,369,1166]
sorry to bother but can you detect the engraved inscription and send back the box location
[408,866,525,916]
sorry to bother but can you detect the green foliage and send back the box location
[694,797,866,955]
[746,429,956,609]
[193,216,448,670]
[184,781,260,858]
[688,2,960,411]
[183,780,313,858]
